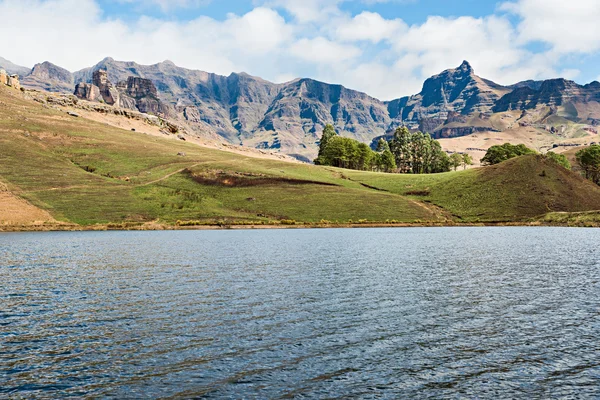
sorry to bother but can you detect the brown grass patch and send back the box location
[185,169,338,187]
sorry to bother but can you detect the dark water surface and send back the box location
[1,228,600,399]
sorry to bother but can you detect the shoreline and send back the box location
[1,221,599,232]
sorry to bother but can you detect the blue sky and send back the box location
[2,0,600,100]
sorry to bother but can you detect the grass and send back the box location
[344,155,600,222]
[2,84,600,228]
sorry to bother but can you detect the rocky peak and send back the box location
[459,60,473,74]
[21,61,74,93]
[30,61,73,84]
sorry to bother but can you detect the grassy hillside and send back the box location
[2,85,600,229]
[344,155,600,222]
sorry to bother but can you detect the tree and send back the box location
[376,138,390,153]
[387,127,449,174]
[356,142,374,171]
[389,126,412,173]
[380,148,396,172]
[545,151,571,170]
[481,143,536,165]
[449,153,462,171]
[576,145,600,184]
[462,153,473,170]
[314,124,337,164]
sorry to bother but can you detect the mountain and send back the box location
[8,56,600,159]
[21,61,75,93]
[386,61,510,137]
[494,79,600,114]
[0,57,30,77]
[69,57,392,158]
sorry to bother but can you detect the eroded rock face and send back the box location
[73,69,170,117]
[74,83,100,102]
[92,70,119,105]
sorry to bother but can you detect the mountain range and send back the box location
[2,56,600,160]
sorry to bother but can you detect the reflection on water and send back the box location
[1,228,600,398]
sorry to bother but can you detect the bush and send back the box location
[545,151,571,170]
[481,143,536,165]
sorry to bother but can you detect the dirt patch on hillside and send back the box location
[0,183,57,225]
[186,170,338,187]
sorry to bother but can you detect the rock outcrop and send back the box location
[0,69,21,90]
[74,69,170,117]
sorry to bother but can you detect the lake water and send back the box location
[1,227,599,399]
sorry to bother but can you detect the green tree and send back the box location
[545,151,571,170]
[314,124,337,164]
[356,142,374,171]
[380,148,396,172]
[481,143,536,165]
[449,153,462,171]
[389,126,412,173]
[376,137,390,153]
[576,145,600,184]
[462,153,473,170]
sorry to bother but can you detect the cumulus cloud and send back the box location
[289,37,362,63]
[335,12,406,43]
[501,0,600,53]
[115,0,213,12]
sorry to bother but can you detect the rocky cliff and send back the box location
[74,69,170,117]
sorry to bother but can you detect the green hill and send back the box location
[345,154,600,222]
[1,85,600,230]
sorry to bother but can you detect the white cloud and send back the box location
[335,12,406,43]
[501,0,600,53]
[262,0,343,23]
[289,37,362,64]
[115,0,212,12]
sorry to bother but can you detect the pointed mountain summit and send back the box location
[386,61,511,136]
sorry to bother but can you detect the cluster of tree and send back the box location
[576,145,600,185]
[314,125,396,172]
[480,143,536,165]
[449,152,473,171]
[387,127,452,174]
[315,125,461,174]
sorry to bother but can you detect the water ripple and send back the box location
[1,228,600,398]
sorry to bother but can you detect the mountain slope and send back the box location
[0,56,30,77]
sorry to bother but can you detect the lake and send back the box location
[1,227,599,398]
